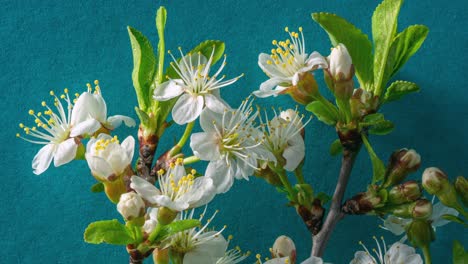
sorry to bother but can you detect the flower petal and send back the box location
[32,144,56,175]
[179,177,215,208]
[70,118,101,137]
[120,136,135,163]
[205,160,235,194]
[106,115,136,129]
[172,94,204,125]
[283,135,305,171]
[53,138,78,167]
[258,53,284,77]
[431,202,459,227]
[153,80,185,101]
[301,256,324,264]
[204,93,229,113]
[130,176,162,202]
[200,108,223,133]
[305,51,328,70]
[253,78,286,98]
[190,132,221,161]
[85,154,115,180]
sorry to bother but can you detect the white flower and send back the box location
[256,256,327,264]
[261,109,309,171]
[17,89,80,175]
[382,201,459,236]
[153,48,242,125]
[190,98,276,193]
[254,27,327,98]
[117,192,145,220]
[350,238,422,264]
[271,235,296,261]
[327,44,353,81]
[70,80,135,137]
[130,160,215,211]
[85,134,135,181]
[170,209,227,264]
[216,245,250,264]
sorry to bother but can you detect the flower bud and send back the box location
[254,162,283,186]
[271,235,296,264]
[152,248,170,264]
[406,220,435,249]
[280,72,319,105]
[388,181,422,205]
[455,176,468,207]
[350,88,378,118]
[117,192,145,222]
[412,199,433,219]
[328,44,353,81]
[422,167,448,194]
[382,149,421,188]
[342,190,385,215]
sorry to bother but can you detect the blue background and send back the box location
[1,0,467,263]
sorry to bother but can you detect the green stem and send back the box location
[168,121,195,156]
[294,166,306,184]
[336,98,352,123]
[148,223,163,242]
[183,156,201,165]
[316,94,339,117]
[422,246,432,264]
[275,167,296,202]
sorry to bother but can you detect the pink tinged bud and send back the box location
[422,167,448,194]
[412,199,433,220]
[117,192,145,221]
[382,149,421,188]
[271,235,297,264]
[328,44,353,81]
[455,176,468,207]
[388,181,422,205]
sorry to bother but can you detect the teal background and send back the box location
[1,0,467,263]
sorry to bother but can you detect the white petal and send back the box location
[106,115,136,129]
[130,176,162,201]
[205,160,234,194]
[53,138,78,167]
[70,118,101,137]
[383,215,411,236]
[179,177,215,208]
[120,136,135,163]
[172,94,204,125]
[305,51,328,70]
[301,256,324,264]
[204,93,229,113]
[153,195,188,211]
[283,135,305,171]
[153,80,185,101]
[431,202,459,227]
[32,144,56,175]
[92,93,108,122]
[253,78,287,98]
[350,251,376,264]
[71,92,94,124]
[258,53,284,77]
[199,108,223,133]
[85,154,115,180]
[192,232,228,258]
[386,242,419,264]
[190,132,221,161]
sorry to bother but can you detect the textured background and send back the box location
[1,0,467,263]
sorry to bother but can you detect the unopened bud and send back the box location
[342,190,384,215]
[455,176,468,206]
[406,219,435,249]
[382,149,421,188]
[271,235,296,264]
[328,44,353,81]
[117,192,145,222]
[103,178,128,203]
[280,72,318,105]
[412,199,433,220]
[422,167,448,194]
[152,247,170,264]
[388,181,422,205]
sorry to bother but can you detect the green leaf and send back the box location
[312,13,373,89]
[90,182,104,193]
[316,192,331,205]
[388,25,429,78]
[453,240,468,264]
[362,113,385,124]
[128,26,157,111]
[330,139,343,156]
[134,106,150,125]
[306,101,337,126]
[84,219,135,245]
[362,135,386,183]
[369,120,394,135]
[153,6,167,90]
[152,219,200,242]
[372,0,403,96]
[442,214,468,227]
[383,81,420,103]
